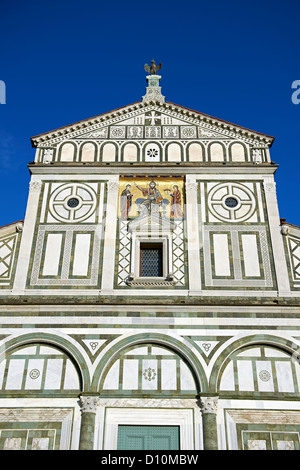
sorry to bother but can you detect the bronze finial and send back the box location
[144,59,162,75]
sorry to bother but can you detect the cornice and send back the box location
[30,101,275,148]
[0,220,24,237]
[28,163,279,176]
[0,295,299,307]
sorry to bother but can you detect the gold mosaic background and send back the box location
[118,176,184,219]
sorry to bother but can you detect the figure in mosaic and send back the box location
[120,184,133,220]
[134,180,164,215]
[164,185,183,219]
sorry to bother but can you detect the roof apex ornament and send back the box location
[144,59,162,75]
[142,59,165,104]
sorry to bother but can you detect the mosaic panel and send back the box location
[118,177,184,221]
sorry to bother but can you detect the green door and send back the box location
[117,425,180,450]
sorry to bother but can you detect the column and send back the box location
[79,394,100,450]
[263,176,290,296]
[13,180,42,294]
[185,177,202,294]
[199,396,218,450]
[101,178,119,294]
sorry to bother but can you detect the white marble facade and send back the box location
[0,75,299,450]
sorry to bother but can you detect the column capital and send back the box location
[107,181,119,193]
[199,396,218,414]
[29,181,42,192]
[185,182,198,193]
[79,394,100,414]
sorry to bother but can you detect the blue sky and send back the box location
[0,0,299,227]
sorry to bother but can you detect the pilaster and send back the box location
[185,176,202,294]
[263,176,290,295]
[12,179,42,294]
[101,177,119,293]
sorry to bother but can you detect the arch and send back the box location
[166,142,183,162]
[229,141,247,162]
[208,142,226,162]
[79,141,97,162]
[187,142,205,162]
[209,334,300,393]
[0,332,90,391]
[143,142,162,162]
[59,142,77,162]
[92,332,208,393]
[121,142,139,162]
[101,142,117,162]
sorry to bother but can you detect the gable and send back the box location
[31,101,274,165]
[128,213,176,233]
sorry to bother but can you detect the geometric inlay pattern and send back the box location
[117,221,131,286]
[0,343,80,392]
[48,183,97,223]
[202,224,273,288]
[30,224,102,286]
[207,182,256,222]
[117,221,185,286]
[172,221,185,286]
[102,343,196,395]
[288,236,300,280]
[220,345,300,395]
[0,234,17,280]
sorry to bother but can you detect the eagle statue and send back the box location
[144,60,162,75]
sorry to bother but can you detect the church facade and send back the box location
[0,67,300,450]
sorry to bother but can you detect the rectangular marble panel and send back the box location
[142,359,157,390]
[219,360,235,391]
[180,362,196,390]
[3,438,22,450]
[122,359,139,390]
[44,358,63,390]
[103,360,120,390]
[241,234,260,277]
[63,360,80,390]
[161,360,177,390]
[237,360,254,391]
[256,361,274,392]
[25,359,44,389]
[213,233,231,276]
[42,233,62,276]
[276,361,295,393]
[72,233,91,276]
[6,359,25,389]
[0,361,5,388]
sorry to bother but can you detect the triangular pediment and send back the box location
[128,213,176,233]
[31,101,274,148]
